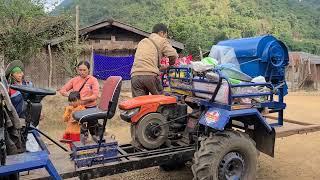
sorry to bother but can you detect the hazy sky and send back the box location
[44,0,63,12]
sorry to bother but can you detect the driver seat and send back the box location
[73,76,122,123]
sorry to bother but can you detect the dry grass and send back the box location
[39,95,68,140]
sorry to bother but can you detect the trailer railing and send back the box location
[163,67,286,126]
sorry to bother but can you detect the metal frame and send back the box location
[36,143,195,180]
[0,130,61,180]
[166,67,286,126]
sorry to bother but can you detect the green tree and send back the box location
[53,0,320,55]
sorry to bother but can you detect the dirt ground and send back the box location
[39,92,320,180]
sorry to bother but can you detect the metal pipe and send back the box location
[31,127,68,152]
[97,102,113,154]
[278,88,284,126]
[78,145,195,162]
[152,110,201,129]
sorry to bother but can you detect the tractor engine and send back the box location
[119,95,191,149]
[159,103,188,139]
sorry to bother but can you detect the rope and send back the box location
[239,58,260,66]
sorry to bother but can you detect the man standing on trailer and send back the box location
[130,23,178,97]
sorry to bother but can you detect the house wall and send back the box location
[23,26,146,88]
[84,26,144,57]
[286,64,320,91]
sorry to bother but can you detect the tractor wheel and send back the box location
[135,113,169,149]
[192,130,257,180]
[130,124,141,148]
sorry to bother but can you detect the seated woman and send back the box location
[5,60,33,119]
[59,61,100,141]
[5,60,41,152]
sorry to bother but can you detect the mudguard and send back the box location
[199,107,276,157]
[200,107,273,133]
[199,108,230,131]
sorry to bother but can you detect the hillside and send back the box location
[53,0,320,55]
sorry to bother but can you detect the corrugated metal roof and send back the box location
[290,51,320,64]
[46,19,185,50]
[80,19,184,50]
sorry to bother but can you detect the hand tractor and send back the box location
[3,35,319,180]
[119,34,288,179]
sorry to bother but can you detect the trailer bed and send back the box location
[22,118,320,180]
[22,143,195,180]
[268,117,320,138]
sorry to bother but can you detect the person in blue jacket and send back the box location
[5,60,32,118]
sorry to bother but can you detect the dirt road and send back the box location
[40,92,320,180]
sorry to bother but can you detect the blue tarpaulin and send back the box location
[93,54,134,80]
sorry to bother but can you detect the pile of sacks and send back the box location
[190,46,271,105]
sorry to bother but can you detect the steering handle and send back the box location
[10,85,56,96]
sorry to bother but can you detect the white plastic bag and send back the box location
[191,61,215,72]
[193,79,229,104]
[251,76,266,83]
[209,45,240,70]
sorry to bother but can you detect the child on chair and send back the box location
[61,92,86,147]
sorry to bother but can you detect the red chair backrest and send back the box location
[98,76,122,118]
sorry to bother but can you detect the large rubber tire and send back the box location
[135,113,169,149]
[192,131,257,180]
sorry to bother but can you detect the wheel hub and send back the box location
[145,122,162,139]
[218,152,245,180]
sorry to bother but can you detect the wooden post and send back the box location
[291,64,295,91]
[75,5,80,63]
[75,5,79,45]
[48,44,53,88]
[314,63,318,90]
[0,54,4,76]
[90,45,94,75]
[301,61,306,87]
[199,46,203,60]
[308,58,311,75]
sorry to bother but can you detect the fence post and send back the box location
[90,45,94,75]
[0,54,4,76]
[199,46,203,60]
[291,64,295,91]
[314,63,318,90]
[48,44,53,88]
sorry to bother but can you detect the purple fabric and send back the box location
[93,54,134,80]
